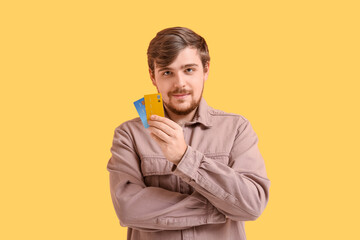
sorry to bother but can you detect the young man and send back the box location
[107,27,270,240]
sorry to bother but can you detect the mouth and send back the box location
[172,93,190,99]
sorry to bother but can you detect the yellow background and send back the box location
[1,0,359,239]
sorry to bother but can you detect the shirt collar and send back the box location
[188,97,213,128]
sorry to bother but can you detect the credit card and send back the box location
[133,97,149,128]
[144,93,165,120]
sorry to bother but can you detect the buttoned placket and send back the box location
[180,125,196,240]
[179,126,188,194]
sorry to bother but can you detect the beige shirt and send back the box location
[107,98,270,240]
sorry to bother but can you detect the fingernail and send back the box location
[150,115,155,120]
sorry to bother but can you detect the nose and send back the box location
[174,72,186,88]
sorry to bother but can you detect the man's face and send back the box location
[150,47,209,116]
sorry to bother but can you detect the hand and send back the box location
[147,115,187,165]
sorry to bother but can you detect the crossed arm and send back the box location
[107,116,270,231]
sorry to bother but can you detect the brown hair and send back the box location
[147,27,210,73]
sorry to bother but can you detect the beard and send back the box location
[163,85,204,116]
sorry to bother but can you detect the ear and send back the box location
[149,68,157,86]
[204,61,210,81]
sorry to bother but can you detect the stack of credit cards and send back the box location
[133,93,165,128]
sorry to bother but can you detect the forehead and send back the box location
[155,47,202,70]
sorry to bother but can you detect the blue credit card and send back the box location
[133,97,149,128]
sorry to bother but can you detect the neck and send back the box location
[165,107,198,126]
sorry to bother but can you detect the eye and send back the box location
[185,68,194,73]
[163,71,172,76]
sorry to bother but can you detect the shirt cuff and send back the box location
[172,145,203,181]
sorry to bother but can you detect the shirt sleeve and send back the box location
[172,119,270,221]
[107,125,226,232]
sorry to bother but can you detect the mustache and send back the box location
[169,88,192,95]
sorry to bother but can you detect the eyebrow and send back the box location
[157,64,199,73]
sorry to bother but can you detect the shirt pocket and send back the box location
[140,156,178,191]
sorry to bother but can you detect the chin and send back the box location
[165,100,199,116]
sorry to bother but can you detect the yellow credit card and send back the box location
[144,93,165,119]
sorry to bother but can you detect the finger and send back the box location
[149,131,163,144]
[148,119,174,137]
[148,126,171,143]
[150,115,179,130]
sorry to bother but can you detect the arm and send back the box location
[107,125,226,232]
[172,119,270,221]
